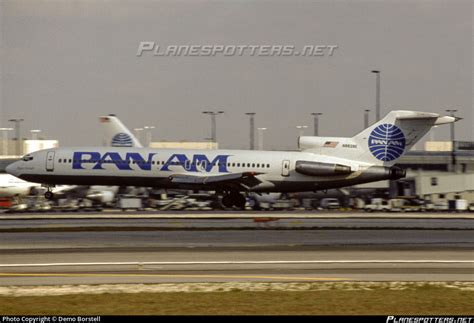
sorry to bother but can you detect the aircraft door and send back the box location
[281,160,290,177]
[46,151,55,172]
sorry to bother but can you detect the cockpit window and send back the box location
[22,155,34,162]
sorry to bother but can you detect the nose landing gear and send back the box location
[44,191,54,200]
[43,186,55,200]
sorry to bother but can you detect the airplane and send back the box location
[0,173,42,197]
[6,110,458,209]
[100,114,143,148]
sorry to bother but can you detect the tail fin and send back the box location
[99,115,143,148]
[352,110,457,166]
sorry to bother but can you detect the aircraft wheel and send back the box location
[222,195,234,208]
[233,194,246,210]
[44,191,54,200]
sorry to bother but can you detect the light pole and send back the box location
[30,129,42,140]
[202,111,224,144]
[311,113,322,136]
[445,109,458,172]
[296,125,308,138]
[144,126,155,147]
[371,70,381,121]
[0,128,13,156]
[245,112,256,150]
[257,127,267,150]
[364,109,370,129]
[8,119,24,156]
[445,109,458,144]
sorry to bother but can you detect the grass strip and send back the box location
[1,285,472,315]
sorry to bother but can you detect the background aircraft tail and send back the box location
[99,114,143,148]
[299,110,458,167]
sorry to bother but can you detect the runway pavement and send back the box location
[0,231,472,285]
[1,212,473,231]
[0,212,472,286]
[0,247,472,285]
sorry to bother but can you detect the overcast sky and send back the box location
[1,0,472,150]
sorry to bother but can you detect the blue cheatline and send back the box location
[368,124,406,161]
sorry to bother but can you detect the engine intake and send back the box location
[295,160,352,176]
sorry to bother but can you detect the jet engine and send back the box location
[295,161,352,176]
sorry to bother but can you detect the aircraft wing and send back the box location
[168,172,262,189]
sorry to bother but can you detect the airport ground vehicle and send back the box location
[364,198,434,212]
[0,197,14,209]
[447,199,468,212]
[118,195,143,211]
[388,199,423,212]
[263,199,295,211]
[469,203,474,212]
[320,198,341,209]
[364,198,391,212]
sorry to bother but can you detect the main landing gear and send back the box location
[221,192,246,210]
[44,186,55,200]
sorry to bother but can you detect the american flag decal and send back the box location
[323,141,339,148]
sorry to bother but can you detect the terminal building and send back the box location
[1,139,58,157]
[363,141,474,202]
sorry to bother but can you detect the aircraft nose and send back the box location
[6,161,20,177]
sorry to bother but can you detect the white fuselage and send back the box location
[6,147,401,193]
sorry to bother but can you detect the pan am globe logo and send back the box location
[368,124,406,161]
[111,133,133,147]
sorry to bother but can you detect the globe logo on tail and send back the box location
[368,124,405,161]
[111,133,133,147]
